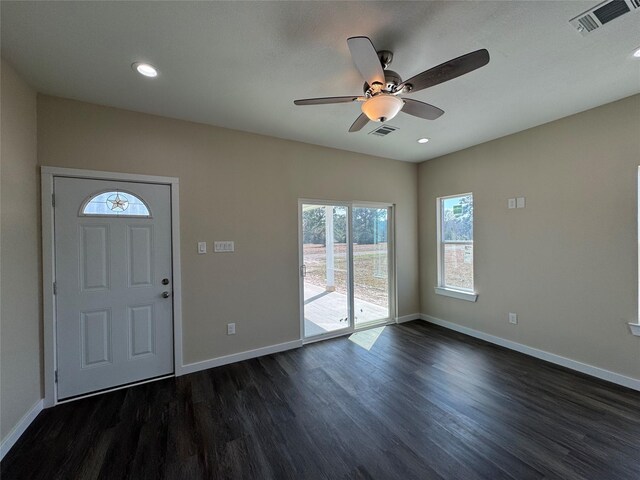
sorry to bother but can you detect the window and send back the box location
[436,193,477,301]
[80,190,151,217]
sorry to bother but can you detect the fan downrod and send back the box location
[377,50,393,69]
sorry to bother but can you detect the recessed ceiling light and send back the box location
[633,47,640,58]
[132,62,158,78]
[417,138,430,144]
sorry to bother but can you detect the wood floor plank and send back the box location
[2,321,639,479]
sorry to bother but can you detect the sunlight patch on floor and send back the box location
[349,326,385,351]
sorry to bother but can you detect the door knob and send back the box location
[162,278,170,285]
[162,291,171,298]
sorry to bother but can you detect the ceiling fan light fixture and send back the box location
[361,94,404,122]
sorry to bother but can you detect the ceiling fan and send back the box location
[294,36,490,132]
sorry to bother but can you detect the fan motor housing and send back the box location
[363,70,403,96]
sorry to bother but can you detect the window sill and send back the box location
[434,287,478,302]
[629,323,640,336]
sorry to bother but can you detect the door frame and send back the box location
[298,198,397,344]
[41,166,183,407]
[352,201,397,330]
[298,199,354,343]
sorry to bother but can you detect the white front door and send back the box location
[54,177,174,399]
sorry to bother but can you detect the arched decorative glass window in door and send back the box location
[80,190,151,217]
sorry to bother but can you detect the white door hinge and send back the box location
[52,193,55,207]
[53,282,57,295]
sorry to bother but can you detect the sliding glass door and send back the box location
[300,201,393,341]
[301,204,351,337]
[353,206,391,327]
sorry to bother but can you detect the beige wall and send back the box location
[0,60,42,440]
[419,94,640,379]
[37,95,420,365]
[7,80,635,442]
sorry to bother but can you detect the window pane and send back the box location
[82,191,150,217]
[442,195,473,241]
[444,243,473,290]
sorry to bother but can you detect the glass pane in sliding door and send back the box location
[302,204,350,338]
[353,207,390,326]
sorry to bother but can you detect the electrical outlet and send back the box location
[227,323,236,335]
[509,312,518,325]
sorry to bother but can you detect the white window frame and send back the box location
[435,192,478,302]
[630,168,640,336]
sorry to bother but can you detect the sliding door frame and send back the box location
[352,202,396,330]
[298,199,396,344]
[298,199,354,343]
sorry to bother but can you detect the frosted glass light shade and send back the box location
[132,62,158,77]
[361,95,404,122]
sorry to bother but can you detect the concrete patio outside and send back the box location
[303,282,389,337]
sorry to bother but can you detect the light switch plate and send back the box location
[509,312,518,324]
[508,198,516,209]
[197,242,207,254]
[516,197,526,208]
[214,241,235,253]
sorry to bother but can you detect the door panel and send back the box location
[301,204,351,338]
[80,225,110,291]
[353,206,391,326]
[129,305,155,357]
[80,309,112,367]
[55,177,173,399]
[128,225,154,287]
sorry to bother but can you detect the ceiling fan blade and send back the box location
[349,113,370,132]
[294,96,359,106]
[347,36,385,86]
[402,49,490,93]
[401,98,444,120]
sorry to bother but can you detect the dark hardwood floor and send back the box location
[2,321,639,479]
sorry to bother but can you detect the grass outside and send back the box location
[444,244,473,290]
[303,243,389,307]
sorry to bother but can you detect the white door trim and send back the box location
[41,166,184,407]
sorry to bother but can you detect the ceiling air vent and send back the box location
[369,125,398,137]
[570,0,639,35]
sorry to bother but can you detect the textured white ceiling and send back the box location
[2,1,639,162]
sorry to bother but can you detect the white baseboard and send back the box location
[396,313,421,324]
[0,399,43,460]
[179,339,303,376]
[419,314,640,392]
